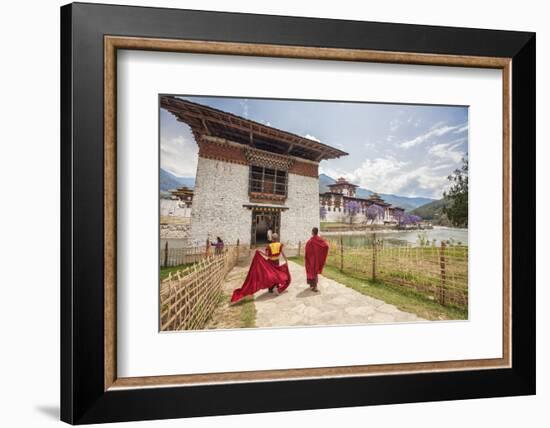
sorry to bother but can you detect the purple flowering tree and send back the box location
[366,204,385,224]
[393,210,405,225]
[410,214,422,224]
[319,205,328,221]
[400,214,422,226]
[344,200,362,225]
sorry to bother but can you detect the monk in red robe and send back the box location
[261,233,287,293]
[305,227,329,292]
[230,245,291,303]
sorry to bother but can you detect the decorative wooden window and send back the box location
[249,165,288,202]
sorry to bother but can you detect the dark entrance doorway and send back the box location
[251,209,281,246]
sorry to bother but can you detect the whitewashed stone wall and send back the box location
[324,208,346,223]
[160,223,191,240]
[323,206,369,224]
[160,199,192,218]
[326,210,370,224]
[281,173,320,248]
[190,158,251,246]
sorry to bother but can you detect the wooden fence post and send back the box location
[297,241,301,258]
[205,237,211,257]
[438,241,446,305]
[236,239,240,260]
[163,241,169,268]
[339,234,344,272]
[372,233,377,281]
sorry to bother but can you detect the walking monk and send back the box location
[305,227,329,292]
[262,233,287,293]
[230,233,290,303]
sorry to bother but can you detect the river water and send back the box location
[162,227,468,249]
[325,226,468,247]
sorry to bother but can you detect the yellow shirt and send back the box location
[267,242,282,261]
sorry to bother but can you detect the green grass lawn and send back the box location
[235,295,256,328]
[289,256,467,321]
[208,292,256,329]
[324,246,468,289]
[160,263,195,281]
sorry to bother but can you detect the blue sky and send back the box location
[160,96,468,199]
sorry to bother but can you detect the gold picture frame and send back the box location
[103,36,512,391]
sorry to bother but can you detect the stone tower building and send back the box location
[161,96,347,248]
[328,177,359,197]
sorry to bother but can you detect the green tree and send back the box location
[443,156,468,227]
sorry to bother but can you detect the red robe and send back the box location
[230,251,291,303]
[305,235,329,282]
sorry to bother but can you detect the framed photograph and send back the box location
[61,2,535,424]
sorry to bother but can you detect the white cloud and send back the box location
[414,166,449,190]
[364,141,375,150]
[239,99,249,118]
[323,155,450,198]
[428,141,466,163]
[160,132,198,177]
[454,124,469,134]
[432,163,454,170]
[398,122,465,149]
[389,118,401,132]
[321,154,452,198]
[344,156,407,192]
[259,119,272,127]
[319,164,341,178]
[428,121,446,130]
[303,134,320,142]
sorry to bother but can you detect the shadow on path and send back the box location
[254,291,280,302]
[295,288,321,299]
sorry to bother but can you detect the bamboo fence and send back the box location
[160,244,249,331]
[160,244,207,267]
[160,240,249,267]
[325,236,468,308]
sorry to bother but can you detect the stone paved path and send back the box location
[213,259,425,329]
[253,260,425,327]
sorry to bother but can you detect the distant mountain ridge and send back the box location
[319,173,434,211]
[160,168,195,192]
[409,198,451,225]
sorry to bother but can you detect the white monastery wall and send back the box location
[160,199,192,218]
[281,173,319,247]
[324,209,345,223]
[190,157,252,246]
[160,223,191,240]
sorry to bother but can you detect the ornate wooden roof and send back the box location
[366,193,391,207]
[328,177,359,188]
[170,186,194,199]
[161,96,348,162]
